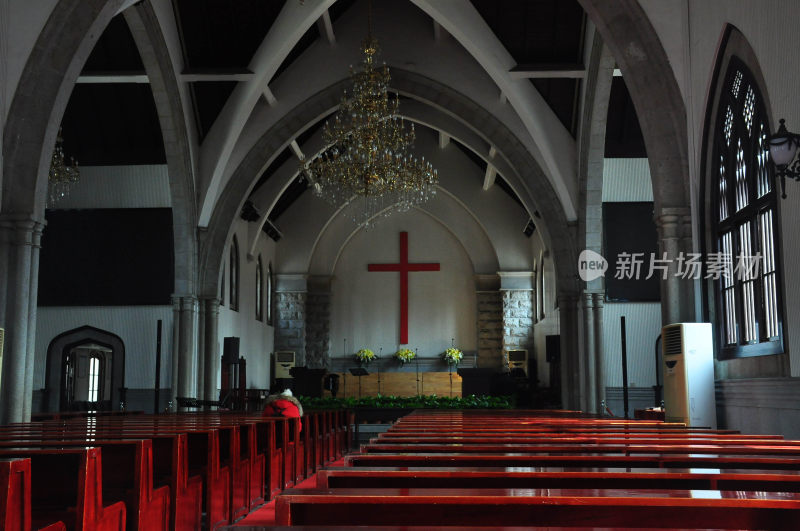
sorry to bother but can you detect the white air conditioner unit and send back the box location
[661,323,716,428]
[273,351,296,380]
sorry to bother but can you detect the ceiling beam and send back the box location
[482,164,497,191]
[263,87,278,106]
[317,9,336,43]
[509,63,586,79]
[181,68,255,82]
[483,146,498,190]
[438,131,450,148]
[76,72,149,83]
[432,20,442,41]
[289,140,305,160]
[77,69,258,83]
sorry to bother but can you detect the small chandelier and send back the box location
[48,128,80,206]
[303,5,437,227]
[768,118,800,198]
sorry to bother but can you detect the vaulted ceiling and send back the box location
[59,0,645,239]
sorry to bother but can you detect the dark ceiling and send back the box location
[471,0,586,135]
[605,76,647,158]
[65,14,164,165]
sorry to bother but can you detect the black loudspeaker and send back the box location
[545,335,560,362]
[223,337,240,363]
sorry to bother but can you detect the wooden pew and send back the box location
[274,487,800,529]
[345,451,800,470]
[0,458,31,531]
[0,447,125,531]
[316,465,800,491]
[359,441,800,457]
[0,423,219,531]
[0,438,168,531]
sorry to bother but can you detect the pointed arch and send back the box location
[45,325,125,413]
[700,25,787,371]
[256,255,264,322]
[229,236,240,312]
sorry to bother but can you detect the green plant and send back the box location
[394,348,415,364]
[442,347,463,365]
[298,394,514,410]
[355,348,375,364]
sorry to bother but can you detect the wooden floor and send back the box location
[232,410,800,530]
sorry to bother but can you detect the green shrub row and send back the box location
[298,394,514,410]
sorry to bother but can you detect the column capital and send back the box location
[171,294,199,311]
[0,216,46,245]
[582,290,604,308]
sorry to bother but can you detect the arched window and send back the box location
[229,236,240,311]
[256,255,264,322]
[220,264,225,305]
[266,262,274,326]
[711,58,782,358]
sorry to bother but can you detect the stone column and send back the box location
[275,275,308,365]
[501,290,535,366]
[305,276,331,368]
[202,297,220,405]
[558,293,580,411]
[0,217,43,424]
[196,300,205,400]
[172,295,198,406]
[170,297,181,410]
[655,208,694,325]
[592,292,605,411]
[475,275,502,369]
[680,212,696,322]
[23,222,44,419]
[580,290,605,415]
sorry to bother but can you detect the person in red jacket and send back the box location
[262,389,303,430]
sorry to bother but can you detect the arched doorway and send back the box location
[45,326,125,413]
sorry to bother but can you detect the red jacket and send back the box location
[262,396,303,430]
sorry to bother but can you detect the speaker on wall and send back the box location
[545,335,560,362]
[223,337,240,362]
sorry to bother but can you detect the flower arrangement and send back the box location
[355,348,376,364]
[394,348,416,364]
[442,347,463,366]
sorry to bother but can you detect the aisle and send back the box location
[234,457,347,526]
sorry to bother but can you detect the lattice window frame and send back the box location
[711,57,783,359]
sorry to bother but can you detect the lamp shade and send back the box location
[769,136,797,166]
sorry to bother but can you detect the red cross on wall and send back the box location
[368,232,440,344]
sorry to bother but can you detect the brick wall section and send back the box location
[274,292,307,364]
[305,291,331,368]
[502,290,535,365]
[477,291,503,368]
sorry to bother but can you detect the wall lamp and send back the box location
[768,118,800,199]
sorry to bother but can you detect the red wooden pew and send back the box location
[316,465,800,492]
[0,439,168,531]
[274,487,800,529]
[0,447,125,531]
[0,458,31,531]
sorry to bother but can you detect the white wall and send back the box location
[602,157,662,391]
[35,305,174,389]
[329,210,477,359]
[47,165,171,209]
[217,218,276,390]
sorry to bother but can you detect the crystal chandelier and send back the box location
[48,128,80,206]
[303,8,437,227]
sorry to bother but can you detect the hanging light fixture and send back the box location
[48,128,80,206]
[302,1,437,227]
[768,118,800,198]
